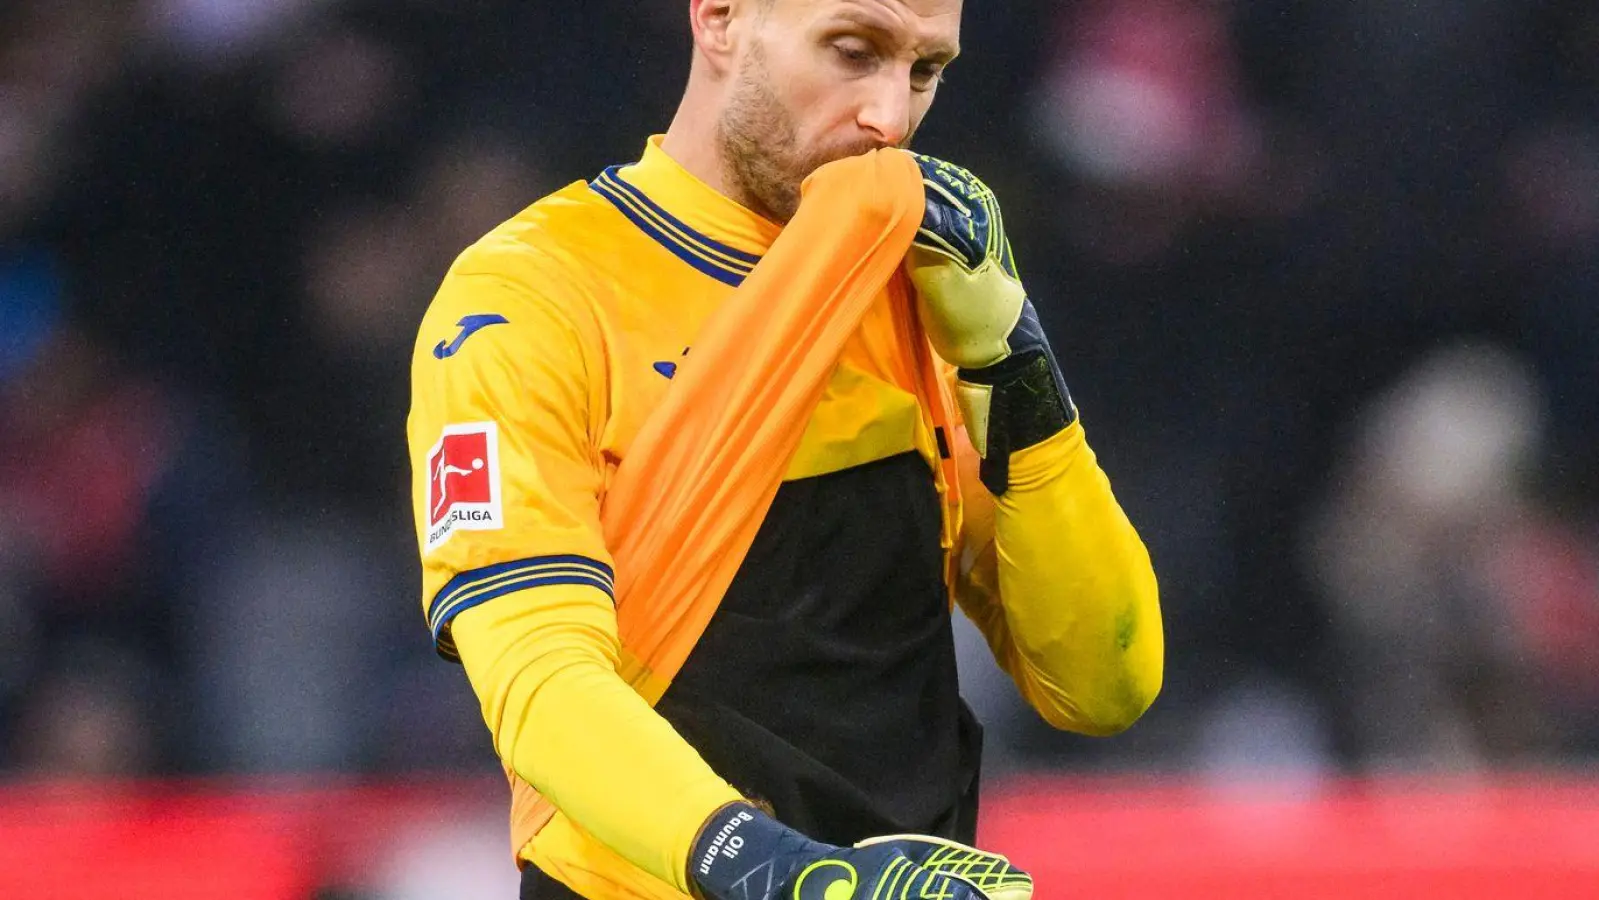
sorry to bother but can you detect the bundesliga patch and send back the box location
[426,422,503,552]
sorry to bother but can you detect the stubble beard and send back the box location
[717,44,886,224]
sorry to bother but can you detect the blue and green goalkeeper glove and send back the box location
[907,154,1077,495]
[690,802,1033,900]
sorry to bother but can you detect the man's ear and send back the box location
[689,0,741,73]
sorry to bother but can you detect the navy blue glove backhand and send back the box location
[691,803,1033,900]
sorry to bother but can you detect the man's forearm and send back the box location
[452,584,742,892]
[979,421,1164,735]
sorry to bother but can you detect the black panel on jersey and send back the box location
[655,451,983,848]
[520,864,584,900]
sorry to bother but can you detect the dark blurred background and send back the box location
[3,0,1597,812]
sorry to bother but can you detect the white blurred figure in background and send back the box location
[1302,342,1599,770]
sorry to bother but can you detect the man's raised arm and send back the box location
[906,155,1165,736]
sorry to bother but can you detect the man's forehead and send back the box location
[783,0,963,47]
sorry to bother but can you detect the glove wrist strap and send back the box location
[691,802,818,900]
[959,351,1077,495]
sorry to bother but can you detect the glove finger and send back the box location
[904,867,990,900]
[854,836,1034,900]
[912,229,978,269]
[941,871,1033,900]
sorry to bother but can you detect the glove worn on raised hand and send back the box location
[690,803,1033,900]
[907,154,1077,495]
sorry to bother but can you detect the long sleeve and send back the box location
[451,586,740,891]
[953,420,1164,736]
[408,258,738,892]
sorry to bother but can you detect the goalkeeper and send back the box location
[406,1,1163,898]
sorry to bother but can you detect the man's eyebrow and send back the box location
[825,9,961,62]
[919,41,961,65]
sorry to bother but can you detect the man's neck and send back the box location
[660,81,735,202]
[661,65,787,224]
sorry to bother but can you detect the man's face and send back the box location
[718,0,962,222]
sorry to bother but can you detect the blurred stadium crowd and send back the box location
[1,0,1597,786]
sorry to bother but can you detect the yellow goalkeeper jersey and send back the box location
[407,137,1163,899]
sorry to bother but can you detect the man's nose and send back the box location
[856,75,912,147]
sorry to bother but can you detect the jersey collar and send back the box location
[590,137,781,287]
